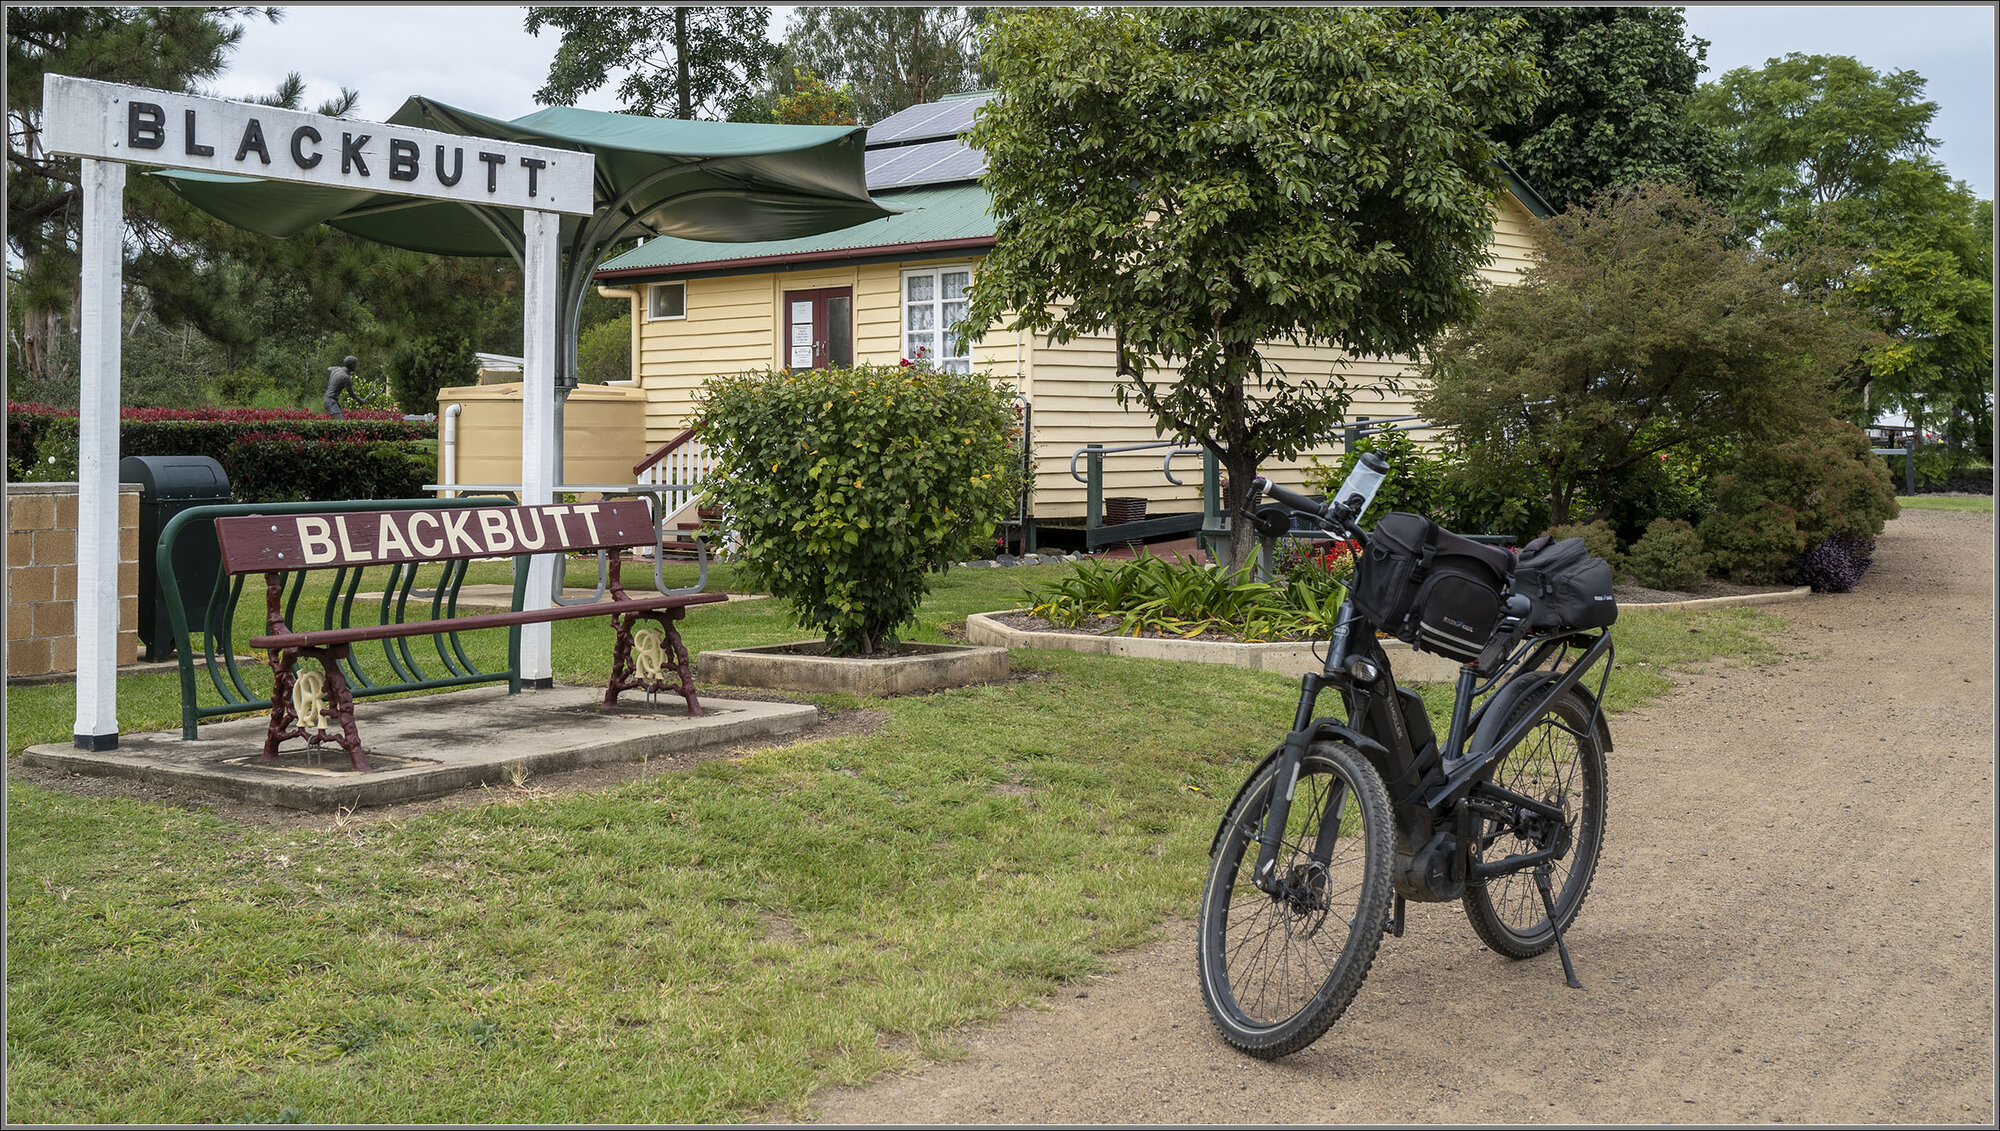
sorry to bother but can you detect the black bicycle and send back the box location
[1196,454,1618,1059]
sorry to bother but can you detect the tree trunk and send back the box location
[674,8,692,120]
[1221,445,1261,577]
[1547,473,1572,528]
[1217,343,1261,574]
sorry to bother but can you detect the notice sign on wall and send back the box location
[41,74,592,214]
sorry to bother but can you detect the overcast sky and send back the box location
[214,3,1996,199]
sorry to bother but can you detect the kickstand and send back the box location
[1385,894,1406,938]
[1533,864,1584,989]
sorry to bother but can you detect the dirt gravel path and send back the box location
[810,508,1995,1126]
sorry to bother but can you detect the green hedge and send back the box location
[228,435,438,503]
[5,403,437,503]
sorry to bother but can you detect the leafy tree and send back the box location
[1692,54,1993,447]
[728,67,859,126]
[1455,6,1724,212]
[525,6,778,120]
[1847,183,1993,456]
[1417,181,1872,528]
[6,5,277,383]
[3,6,481,403]
[784,6,986,123]
[1693,53,1941,244]
[574,311,632,385]
[963,6,1543,567]
[386,331,476,415]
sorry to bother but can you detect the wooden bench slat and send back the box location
[215,499,662,573]
[247,592,728,650]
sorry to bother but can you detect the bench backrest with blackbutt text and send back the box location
[214,499,660,574]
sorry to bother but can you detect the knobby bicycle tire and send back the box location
[1461,686,1608,958]
[1196,740,1395,1058]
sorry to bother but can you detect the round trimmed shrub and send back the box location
[1699,417,1898,582]
[695,363,1019,655]
[1625,518,1712,591]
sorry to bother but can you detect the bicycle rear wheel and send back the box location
[1197,740,1395,1059]
[1461,687,1607,958]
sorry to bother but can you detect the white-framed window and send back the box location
[901,265,973,373]
[647,281,686,321]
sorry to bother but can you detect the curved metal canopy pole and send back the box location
[546,159,747,531]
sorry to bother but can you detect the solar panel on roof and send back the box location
[866,139,987,189]
[866,91,996,146]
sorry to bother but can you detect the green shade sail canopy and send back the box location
[155,96,894,382]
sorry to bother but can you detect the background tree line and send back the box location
[6,4,1989,521]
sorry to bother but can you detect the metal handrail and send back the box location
[1067,440,1204,483]
[633,425,698,477]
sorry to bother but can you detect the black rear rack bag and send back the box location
[1510,535,1618,630]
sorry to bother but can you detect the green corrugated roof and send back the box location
[590,155,1553,280]
[595,182,993,279]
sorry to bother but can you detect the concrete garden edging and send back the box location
[965,585,1814,683]
[697,641,1010,697]
[1621,586,1812,611]
[964,611,1464,682]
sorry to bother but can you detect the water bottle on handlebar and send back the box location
[1237,451,1389,571]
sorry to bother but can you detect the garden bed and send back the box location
[697,640,1010,697]
[966,610,1465,682]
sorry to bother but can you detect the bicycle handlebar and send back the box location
[1240,475,1367,544]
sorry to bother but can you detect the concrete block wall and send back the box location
[5,483,140,679]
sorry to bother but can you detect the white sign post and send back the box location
[41,75,594,746]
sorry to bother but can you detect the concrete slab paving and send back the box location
[19,685,816,812]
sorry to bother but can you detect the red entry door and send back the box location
[784,287,853,370]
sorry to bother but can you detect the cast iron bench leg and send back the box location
[262,645,370,773]
[604,608,704,717]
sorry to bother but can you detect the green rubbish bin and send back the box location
[120,455,229,661]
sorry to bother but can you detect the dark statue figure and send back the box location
[323,355,359,417]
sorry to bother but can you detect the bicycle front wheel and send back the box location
[1197,740,1395,1059]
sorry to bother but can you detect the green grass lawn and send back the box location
[1897,495,1994,512]
[4,558,1788,1124]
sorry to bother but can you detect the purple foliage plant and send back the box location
[1791,533,1877,593]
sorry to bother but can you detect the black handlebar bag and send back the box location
[1350,513,1516,663]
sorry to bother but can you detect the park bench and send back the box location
[209,498,725,772]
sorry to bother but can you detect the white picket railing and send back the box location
[633,427,713,529]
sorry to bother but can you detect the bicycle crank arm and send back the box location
[1465,839,1569,881]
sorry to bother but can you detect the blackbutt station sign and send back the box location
[43,74,590,210]
[215,502,655,572]
[44,73,593,746]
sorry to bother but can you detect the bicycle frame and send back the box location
[1249,590,1612,898]
[1235,472,1615,898]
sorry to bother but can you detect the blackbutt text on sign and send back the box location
[213,502,660,574]
[125,102,552,198]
